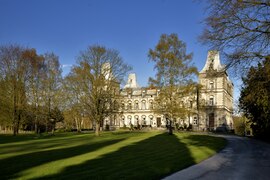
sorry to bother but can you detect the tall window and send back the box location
[149,100,153,109]
[193,117,198,125]
[134,101,139,110]
[122,116,125,125]
[113,100,117,110]
[128,115,132,125]
[135,115,139,125]
[113,115,117,125]
[142,115,146,125]
[209,96,214,106]
[128,101,132,110]
[210,81,214,89]
[142,100,146,110]
[149,116,153,125]
[180,101,184,108]
[189,101,193,108]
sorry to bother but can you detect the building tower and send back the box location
[124,73,140,88]
[199,50,234,130]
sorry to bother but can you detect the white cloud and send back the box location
[61,64,72,68]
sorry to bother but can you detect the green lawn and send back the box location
[0,131,226,180]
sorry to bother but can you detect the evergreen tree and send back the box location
[239,57,270,139]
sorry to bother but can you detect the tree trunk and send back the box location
[52,122,55,135]
[95,122,100,136]
[13,115,19,136]
[35,116,38,134]
[45,119,48,134]
[13,124,18,136]
[13,82,17,136]
[16,118,20,135]
[75,117,81,133]
[168,119,173,135]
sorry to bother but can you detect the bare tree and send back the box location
[0,44,64,135]
[63,74,86,133]
[148,34,198,134]
[43,53,63,133]
[200,0,270,73]
[68,45,131,136]
[24,49,47,134]
[0,45,29,135]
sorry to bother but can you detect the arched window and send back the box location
[128,115,132,125]
[112,100,116,110]
[135,115,139,125]
[210,81,214,89]
[202,99,205,105]
[122,116,125,125]
[193,116,198,125]
[121,102,125,110]
[128,100,132,110]
[141,100,146,110]
[149,115,154,125]
[209,96,214,106]
[180,101,184,108]
[149,100,154,109]
[189,100,193,108]
[134,101,139,110]
[113,115,117,125]
[142,115,146,125]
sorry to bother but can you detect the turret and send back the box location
[200,50,225,74]
[124,73,140,88]
[102,62,112,80]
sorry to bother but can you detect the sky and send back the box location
[0,0,241,100]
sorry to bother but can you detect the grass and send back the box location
[0,131,226,180]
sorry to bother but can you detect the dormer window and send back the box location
[209,62,214,70]
[209,96,214,106]
[210,82,214,89]
[190,101,193,108]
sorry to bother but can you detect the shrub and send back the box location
[187,124,192,131]
[183,123,187,130]
[233,116,251,136]
[175,123,179,130]
[130,123,134,130]
[105,124,110,131]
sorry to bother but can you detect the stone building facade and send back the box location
[107,51,233,131]
[198,51,234,130]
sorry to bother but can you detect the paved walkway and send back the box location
[164,135,270,180]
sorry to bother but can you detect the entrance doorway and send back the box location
[157,117,161,127]
[209,113,214,128]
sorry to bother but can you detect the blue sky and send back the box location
[0,0,241,99]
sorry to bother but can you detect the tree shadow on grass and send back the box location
[0,133,98,156]
[183,135,227,152]
[36,133,196,180]
[0,132,94,145]
[0,134,36,144]
[0,138,126,180]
